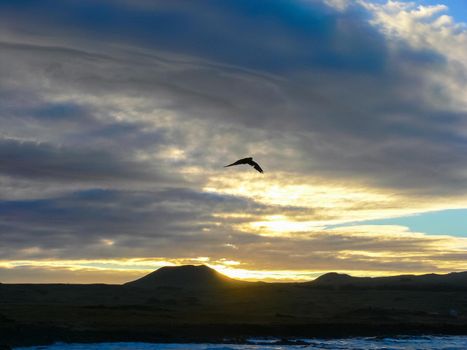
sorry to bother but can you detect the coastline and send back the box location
[4,322,467,348]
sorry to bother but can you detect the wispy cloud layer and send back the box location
[0,0,466,282]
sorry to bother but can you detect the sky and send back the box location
[1,0,467,283]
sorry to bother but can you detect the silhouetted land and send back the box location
[2,265,467,347]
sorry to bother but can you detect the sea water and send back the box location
[13,336,467,350]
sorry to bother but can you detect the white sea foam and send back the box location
[14,336,467,350]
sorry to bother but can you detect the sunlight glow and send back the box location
[205,173,467,221]
[205,173,467,242]
[245,217,323,235]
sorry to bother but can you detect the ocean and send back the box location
[13,336,467,350]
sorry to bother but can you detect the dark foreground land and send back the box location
[2,265,467,347]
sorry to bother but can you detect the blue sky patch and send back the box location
[332,209,467,237]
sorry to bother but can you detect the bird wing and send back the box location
[224,157,253,167]
[249,160,264,173]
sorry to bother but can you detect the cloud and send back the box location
[0,0,467,281]
[0,188,284,259]
[1,0,465,195]
[1,186,466,281]
[2,223,467,282]
[0,138,166,182]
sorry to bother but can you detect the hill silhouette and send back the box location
[124,264,244,288]
[124,265,467,290]
[311,271,467,290]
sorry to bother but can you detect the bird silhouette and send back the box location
[224,157,264,173]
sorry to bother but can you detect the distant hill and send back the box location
[124,265,467,290]
[311,271,467,290]
[124,264,245,288]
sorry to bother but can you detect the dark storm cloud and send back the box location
[0,138,172,183]
[0,0,461,194]
[0,0,387,73]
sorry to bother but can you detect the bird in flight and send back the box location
[224,157,264,173]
